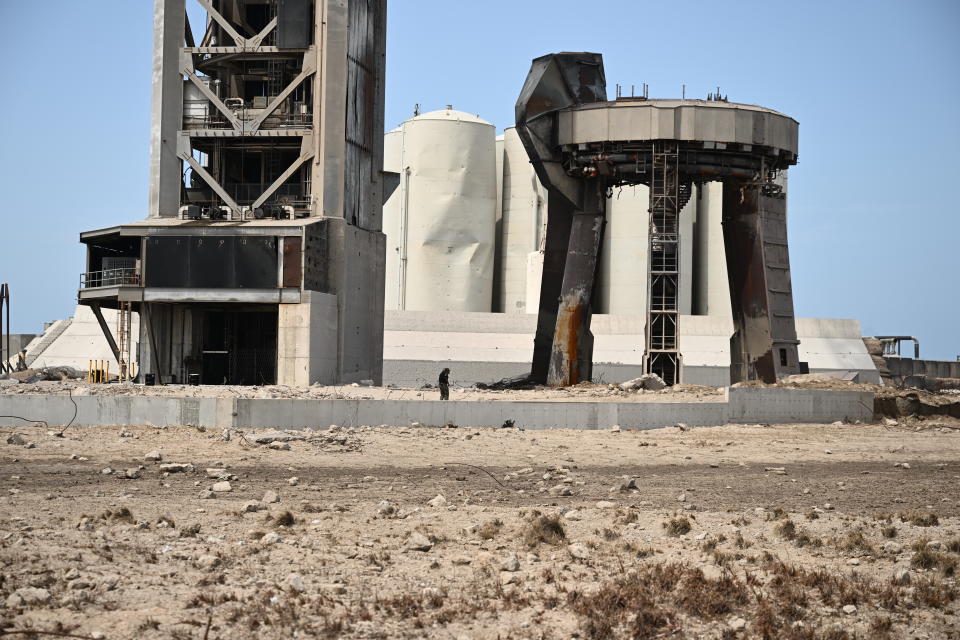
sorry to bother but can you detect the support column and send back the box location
[721,182,801,383]
[530,191,574,382]
[148,0,184,218]
[546,184,606,387]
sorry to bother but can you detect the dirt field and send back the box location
[1,420,958,639]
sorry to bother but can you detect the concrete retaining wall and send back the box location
[0,388,874,431]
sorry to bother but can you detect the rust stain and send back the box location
[554,295,584,386]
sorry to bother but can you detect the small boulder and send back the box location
[124,468,142,480]
[260,532,281,545]
[501,553,520,572]
[262,490,280,504]
[144,451,162,462]
[567,543,590,560]
[211,481,232,493]
[268,442,291,451]
[406,532,433,552]
[286,573,306,593]
[841,604,857,615]
[6,434,26,446]
[6,587,51,607]
[427,494,447,508]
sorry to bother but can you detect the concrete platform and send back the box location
[0,387,874,431]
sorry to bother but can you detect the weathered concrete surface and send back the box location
[0,387,874,430]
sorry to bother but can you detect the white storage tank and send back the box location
[382,127,404,310]
[497,127,546,313]
[382,108,497,312]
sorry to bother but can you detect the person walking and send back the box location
[438,367,450,401]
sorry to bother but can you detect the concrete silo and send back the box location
[382,109,497,312]
[497,127,547,313]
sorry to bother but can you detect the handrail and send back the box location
[80,268,141,289]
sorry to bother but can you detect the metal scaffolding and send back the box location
[644,142,687,385]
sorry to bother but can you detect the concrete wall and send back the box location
[383,311,880,387]
[0,387,874,431]
[885,357,960,380]
[277,291,339,386]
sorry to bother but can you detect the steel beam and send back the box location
[530,191,574,382]
[722,182,800,383]
[89,303,122,364]
[546,184,605,386]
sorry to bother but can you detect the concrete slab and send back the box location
[0,387,874,431]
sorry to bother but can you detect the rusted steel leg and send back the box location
[530,192,574,383]
[721,182,800,384]
[546,185,606,386]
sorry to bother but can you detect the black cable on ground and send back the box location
[0,388,77,436]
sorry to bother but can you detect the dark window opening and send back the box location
[779,348,788,367]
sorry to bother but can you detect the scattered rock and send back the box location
[375,500,396,517]
[842,604,857,615]
[619,478,638,491]
[100,467,113,475]
[893,569,912,585]
[427,494,447,508]
[883,541,903,554]
[6,587,51,607]
[144,451,162,462]
[564,510,583,521]
[764,467,787,475]
[610,425,621,432]
[159,463,195,474]
[124,468,142,480]
[242,501,264,513]
[319,583,346,594]
[206,468,231,479]
[729,617,747,631]
[406,532,433,552]
[287,476,299,486]
[501,553,520,572]
[268,442,292,451]
[262,490,280,504]
[254,431,305,444]
[596,500,616,509]
[196,554,220,569]
[286,573,306,593]
[549,485,573,497]
[197,490,215,500]
[6,434,26,446]
[675,423,690,432]
[211,481,232,493]
[567,542,590,560]
[260,532,281,545]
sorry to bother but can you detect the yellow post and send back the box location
[106,361,110,384]
[87,360,92,383]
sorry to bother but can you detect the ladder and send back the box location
[116,301,133,382]
[644,142,685,385]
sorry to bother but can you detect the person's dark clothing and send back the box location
[439,369,450,401]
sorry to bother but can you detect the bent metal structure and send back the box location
[516,52,801,386]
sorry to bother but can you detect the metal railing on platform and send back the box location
[80,269,141,289]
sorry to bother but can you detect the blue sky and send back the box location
[0,1,957,359]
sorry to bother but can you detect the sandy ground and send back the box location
[1,421,958,639]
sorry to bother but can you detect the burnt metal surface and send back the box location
[516,53,608,385]
[722,183,800,383]
[547,186,606,386]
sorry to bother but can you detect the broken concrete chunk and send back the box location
[160,463,195,474]
[254,431,305,444]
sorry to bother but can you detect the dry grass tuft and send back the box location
[881,525,898,539]
[523,513,566,547]
[898,511,939,527]
[476,518,503,540]
[271,511,296,528]
[663,517,691,537]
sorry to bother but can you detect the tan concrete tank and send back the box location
[382,109,497,311]
[498,127,547,313]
